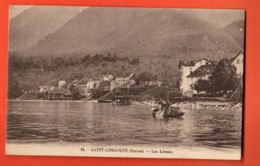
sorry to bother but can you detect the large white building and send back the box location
[230,51,244,77]
[186,64,216,95]
[178,51,244,96]
[178,58,213,96]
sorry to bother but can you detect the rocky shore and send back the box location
[133,100,243,110]
[171,101,243,110]
[11,98,243,110]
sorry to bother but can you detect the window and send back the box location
[237,59,240,64]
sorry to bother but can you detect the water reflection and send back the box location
[7,101,242,149]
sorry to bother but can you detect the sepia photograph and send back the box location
[6,5,245,160]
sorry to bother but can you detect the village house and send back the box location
[63,90,74,100]
[72,79,80,86]
[78,84,89,97]
[39,86,50,93]
[140,80,163,87]
[230,51,244,77]
[110,73,134,91]
[178,51,244,96]
[102,75,114,81]
[86,79,100,92]
[58,80,67,89]
[50,86,56,91]
[99,81,111,92]
[123,79,136,87]
[39,86,55,96]
[178,58,213,96]
[48,89,69,100]
[186,64,216,95]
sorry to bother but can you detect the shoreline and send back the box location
[171,101,243,110]
[7,99,98,103]
[133,100,242,110]
[8,99,243,110]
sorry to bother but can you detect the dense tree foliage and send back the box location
[191,58,239,95]
[135,72,156,85]
[209,58,238,93]
[8,52,140,73]
[193,79,211,93]
[8,75,23,99]
[7,52,140,99]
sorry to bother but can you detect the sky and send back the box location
[9,5,31,19]
[9,5,245,27]
[179,9,245,27]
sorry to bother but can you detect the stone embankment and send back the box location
[133,100,242,110]
[171,101,242,110]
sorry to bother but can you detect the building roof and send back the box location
[100,80,111,84]
[58,80,67,84]
[178,60,194,68]
[102,74,113,79]
[64,90,74,96]
[87,79,100,83]
[39,86,50,88]
[72,79,79,84]
[116,73,134,78]
[178,58,212,68]
[49,89,69,95]
[230,50,244,63]
[187,64,216,77]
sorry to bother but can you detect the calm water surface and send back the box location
[7,101,242,149]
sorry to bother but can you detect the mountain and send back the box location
[8,7,245,95]
[21,7,242,60]
[223,20,245,48]
[9,6,84,51]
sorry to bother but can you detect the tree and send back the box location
[135,72,154,85]
[53,57,65,67]
[209,58,238,94]
[8,75,23,99]
[69,84,81,100]
[193,79,211,94]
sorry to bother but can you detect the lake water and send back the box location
[7,101,242,150]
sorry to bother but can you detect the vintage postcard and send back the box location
[6,5,245,160]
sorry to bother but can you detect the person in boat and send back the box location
[156,99,170,118]
[160,100,170,112]
[152,99,184,118]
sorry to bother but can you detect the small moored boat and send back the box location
[97,99,112,103]
[151,107,184,119]
[112,99,132,105]
[112,96,132,105]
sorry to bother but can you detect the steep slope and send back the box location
[9,6,84,51]
[223,20,245,48]
[22,7,242,59]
